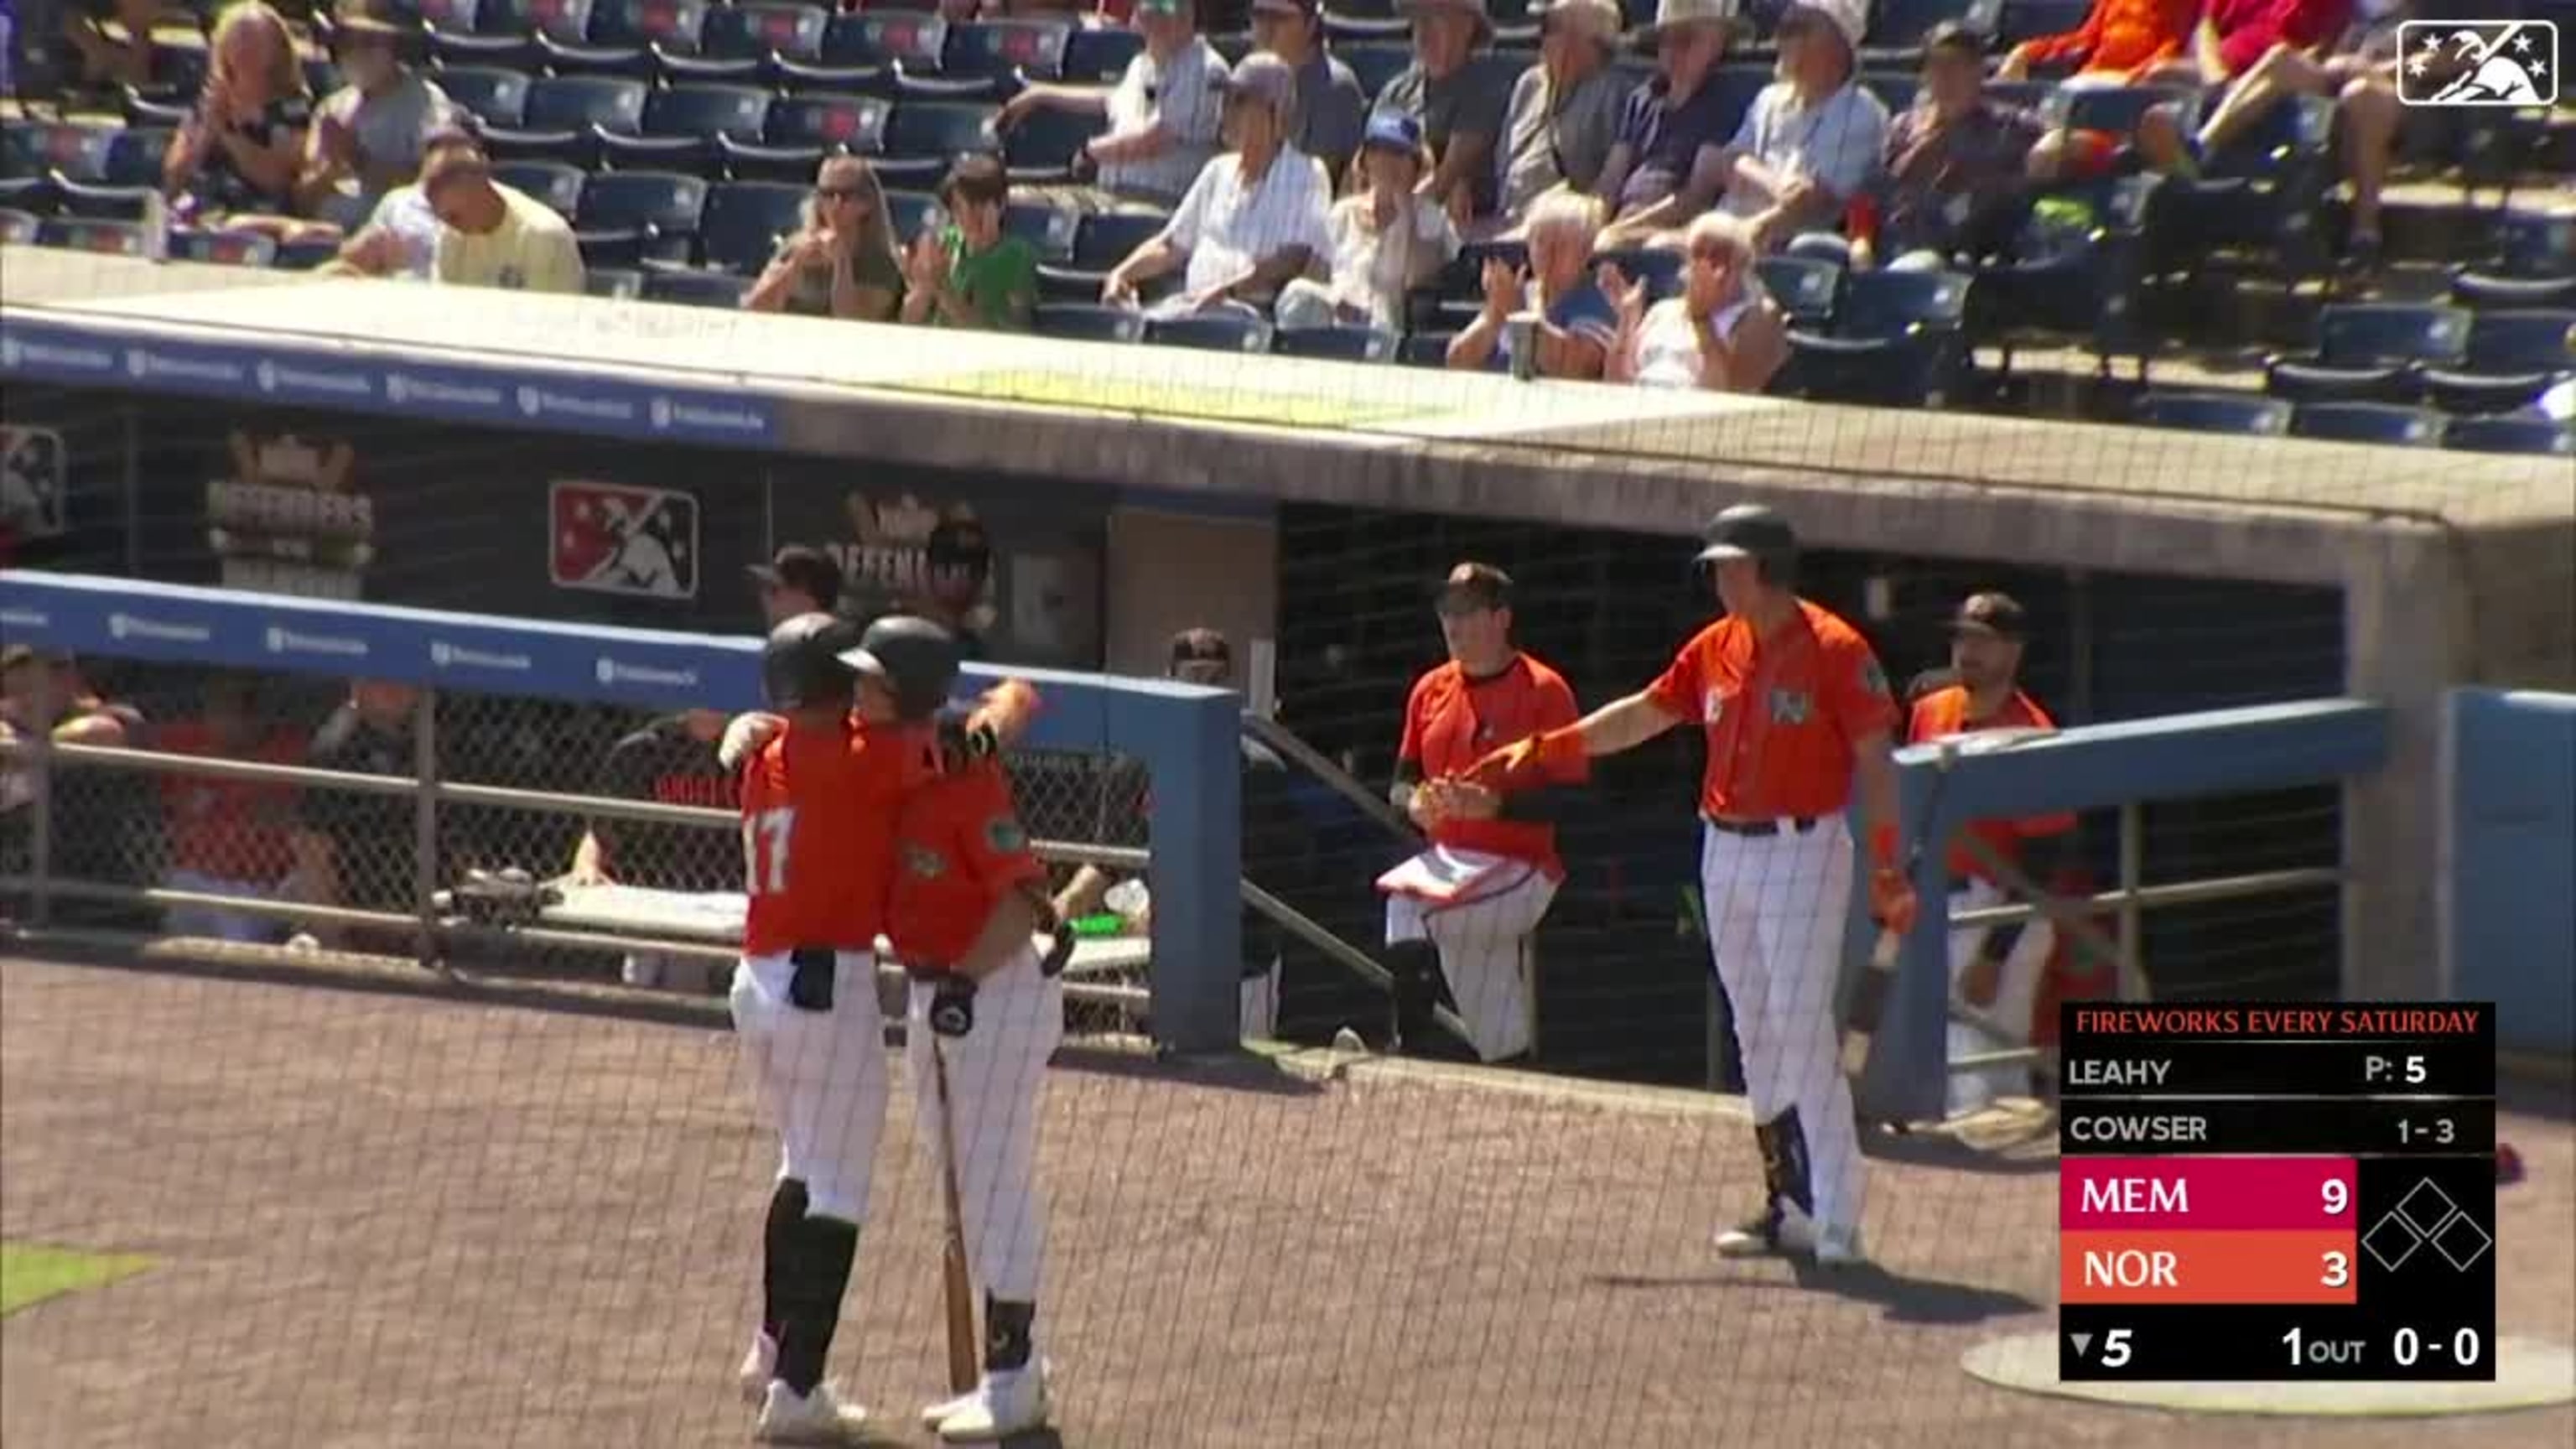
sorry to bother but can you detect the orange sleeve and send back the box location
[1396,675,1430,767]
[2016,0,2111,64]
[1825,631,1899,745]
[951,765,1046,894]
[1535,669,1589,784]
[1643,629,1706,720]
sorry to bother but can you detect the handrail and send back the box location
[1240,714,1420,844]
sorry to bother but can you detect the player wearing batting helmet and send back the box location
[1469,505,1913,1268]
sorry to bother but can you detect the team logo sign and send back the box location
[0,426,69,542]
[2398,20,2557,106]
[551,480,700,600]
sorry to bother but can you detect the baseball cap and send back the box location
[1920,18,1983,60]
[1693,504,1796,564]
[1169,627,1233,669]
[1362,109,1424,154]
[1434,562,1514,612]
[749,544,844,607]
[1782,0,1865,49]
[927,517,993,571]
[1220,50,1297,109]
[1949,591,2029,640]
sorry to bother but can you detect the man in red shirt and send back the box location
[1471,506,1911,1267]
[1379,564,1584,1063]
[1904,593,2075,1114]
[156,673,303,943]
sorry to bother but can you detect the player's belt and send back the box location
[1706,815,1820,837]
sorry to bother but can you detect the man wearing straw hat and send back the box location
[1497,0,1628,225]
[1376,0,1516,226]
[1592,0,1739,249]
[299,0,458,231]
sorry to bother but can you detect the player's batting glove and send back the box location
[718,712,784,771]
[933,709,991,773]
[965,679,1042,750]
[930,974,978,1038]
[1869,868,1919,936]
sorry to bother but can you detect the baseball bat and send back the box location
[1838,740,1960,1082]
[929,1041,979,1395]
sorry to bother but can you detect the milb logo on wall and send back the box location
[1,426,70,550]
[551,480,700,600]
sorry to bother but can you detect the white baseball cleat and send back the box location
[1813,1222,1868,1268]
[934,1365,1049,1442]
[1712,1203,1817,1259]
[738,1331,777,1403]
[753,1380,870,1444]
[924,1359,1051,1430]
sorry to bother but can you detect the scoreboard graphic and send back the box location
[2058,1002,2496,1382]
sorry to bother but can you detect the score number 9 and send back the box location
[2321,1177,2352,1288]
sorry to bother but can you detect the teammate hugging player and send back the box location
[860,616,1065,1442]
[1472,506,1914,1267]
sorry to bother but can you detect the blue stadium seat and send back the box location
[1145,312,1274,354]
[1061,26,1144,85]
[434,65,533,128]
[2451,211,2576,310]
[819,10,949,71]
[1322,9,1410,45]
[2440,410,2574,456]
[1004,106,1106,184]
[1774,267,1974,406]
[1967,173,2160,370]
[2132,391,2293,437]
[1341,43,1411,103]
[943,18,1071,85]
[879,101,1000,189]
[2422,309,2576,416]
[2266,302,2473,405]
[1862,0,2000,65]
[494,158,587,216]
[1400,330,1460,367]
[34,216,146,256]
[1274,326,1398,362]
[1036,303,1146,343]
[1036,209,1170,300]
[2153,95,2337,277]
[416,0,484,35]
[599,82,772,173]
[1859,70,1917,116]
[51,127,169,221]
[1591,245,1684,301]
[642,264,752,308]
[544,0,706,75]
[1702,65,1775,147]
[662,1,828,81]
[1997,0,2088,46]
[169,229,279,267]
[720,95,892,181]
[699,179,810,272]
[121,86,195,129]
[1756,254,1841,329]
[2291,402,2445,448]
[0,209,40,245]
[1003,200,1078,262]
[2044,83,2194,138]
[433,0,595,70]
[485,75,649,166]
[576,169,709,265]
[772,59,896,98]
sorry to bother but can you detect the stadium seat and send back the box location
[495,158,586,216]
[2291,402,2445,448]
[39,126,167,221]
[434,65,533,128]
[720,95,892,182]
[885,188,938,242]
[1967,173,2161,371]
[599,82,773,173]
[169,229,279,267]
[1861,0,2000,65]
[1592,243,1685,299]
[1004,105,1108,184]
[485,75,649,167]
[1340,43,1411,102]
[543,0,707,76]
[641,263,752,308]
[588,265,646,299]
[1145,312,1274,354]
[2044,83,2194,138]
[1774,267,1974,406]
[431,0,595,70]
[2153,95,2337,277]
[34,216,146,256]
[0,209,39,245]
[416,0,484,35]
[819,10,948,71]
[1859,70,1917,116]
[2266,302,2473,405]
[1400,330,1459,367]
[2451,210,2576,310]
[1061,26,1144,85]
[1701,65,1775,146]
[937,18,1071,90]
[1755,254,1840,329]
[1003,200,1078,262]
[121,86,195,128]
[699,179,810,272]
[662,1,828,82]
[576,169,709,265]
[2440,410,2574,456]
[2132,390,2293,436]
[1036,303,1146,343]
[1274,326,1398,362]
[1036,209,1170,300]
[879,101,1001,189]
[2421,309,2576,416]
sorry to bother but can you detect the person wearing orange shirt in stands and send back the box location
[1467,506,1910,1269]
[156,673,304,944]
[1905,592,2075,1114]
[1996,0,2200,82]
[1379,563,1585,1064]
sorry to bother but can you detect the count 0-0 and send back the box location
[2364,1054,2428,1085]
[2281,1326,2485,1368]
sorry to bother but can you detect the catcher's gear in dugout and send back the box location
[1693,504,1799,586]
[840,615,962,723]
[763,612,862,711]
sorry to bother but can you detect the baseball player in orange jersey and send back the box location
[1907,592,2075,1110]
[1472,506,1915,1267]
[1381,564,1585,1062]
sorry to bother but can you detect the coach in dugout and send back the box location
[1906,591,2075,1113]
[568,709,741,994]
[750,544,845,628]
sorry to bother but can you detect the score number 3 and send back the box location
[2319,1177,2353,1286]
[747,807,796,896]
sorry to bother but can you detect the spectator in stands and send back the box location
[1278,110,1458,333]
[1375,0,1514,227]
[296,0,456,232]
[422,147,584,293]
[285,678,422,942]
[163,0,340,243]
[1252,0,1367,186]
[1001,0,1228,208]
[155,673,302,944]
[1847,22,2044,271]
[1445,190,1615,377]
[1589,0,1737,250]
[1713,0,1885,255]
[60,0,163,93]
[901,154,1040,332]
[1101,53,1332,319]
[1995,0,2199,83]
[569,708,739,994]
[745,154,903,320]
[1495,0,1627,229]
[322,122,482,280]
[749,544,845,626]
[1603,210,1785,391]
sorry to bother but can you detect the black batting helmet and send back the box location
[762,611,860,711]
[1693,504,1798,585]
[839,615,960,721]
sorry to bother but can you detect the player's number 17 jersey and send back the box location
[739,720,914,955]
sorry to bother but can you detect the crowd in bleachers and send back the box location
[2,0,2568,449]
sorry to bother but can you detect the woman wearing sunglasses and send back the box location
[745,155,905,321]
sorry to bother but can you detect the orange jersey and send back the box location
[738,715,926,956]
[2012,0,2196,77]
[886,757,1047,968]
[1400,653,1585,876]
[1644,600,1898,821]
[1906,686,2077,883]
[156,722,303,883]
